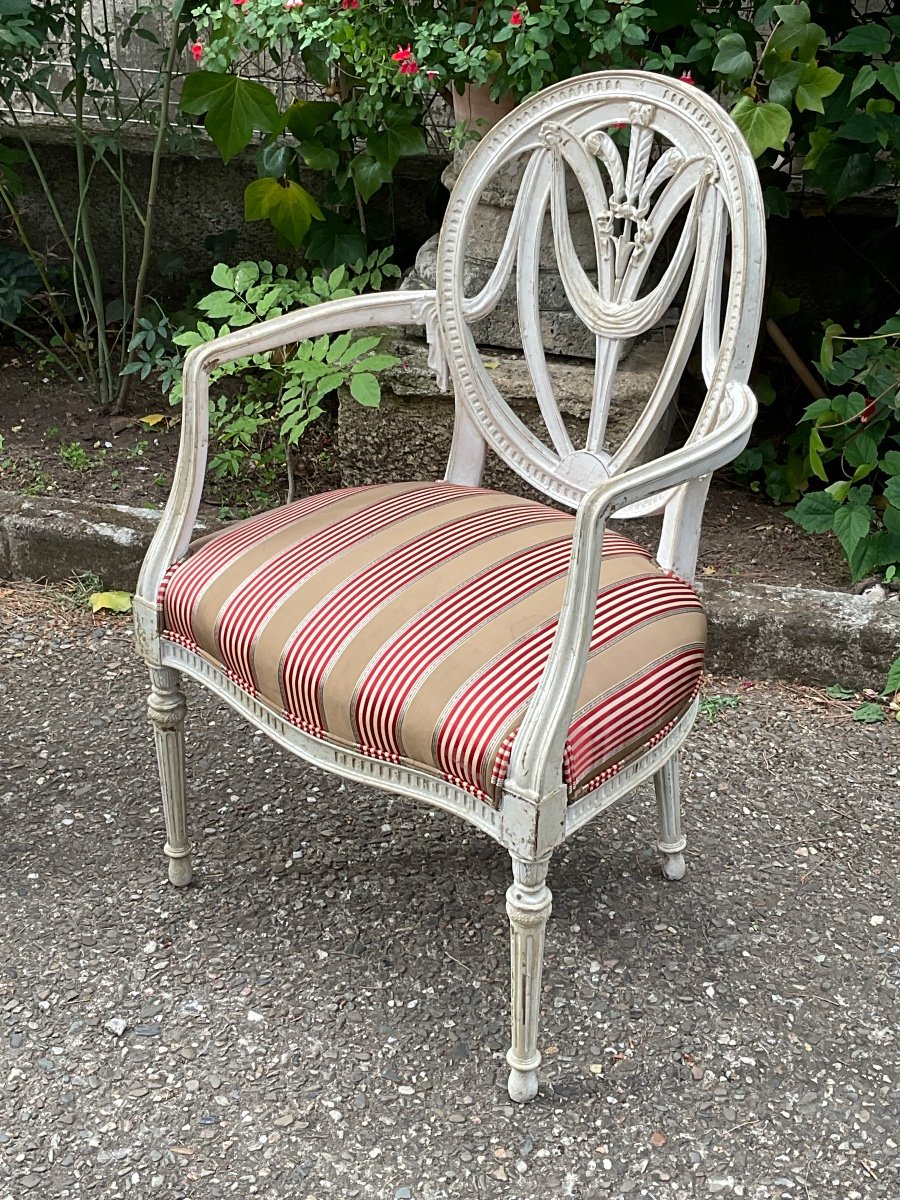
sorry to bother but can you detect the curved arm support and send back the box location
[135,290,440,613]
[504,380,757,803]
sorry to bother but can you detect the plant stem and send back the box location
[0,178,75,343]
[0,318,83,389]
[72,0,115,409]
[284,438,296,504]
[115,1,184,413]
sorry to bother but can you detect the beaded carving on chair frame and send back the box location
[133,72,766,1103]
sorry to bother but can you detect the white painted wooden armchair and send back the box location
[133,72,765,1102]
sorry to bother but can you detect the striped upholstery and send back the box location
[160,483,705,805]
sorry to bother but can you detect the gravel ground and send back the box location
[1,589,898,1200]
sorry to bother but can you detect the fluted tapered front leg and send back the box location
[505,854,552,1103]
[655,755,686,881]
[148,666,192,887]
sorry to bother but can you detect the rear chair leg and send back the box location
[655,755,686,881]
[148,666,192,887]
[506,853,552,1103]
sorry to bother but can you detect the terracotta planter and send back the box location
[452,82,517,133]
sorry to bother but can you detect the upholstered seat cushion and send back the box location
[160,482,705,804]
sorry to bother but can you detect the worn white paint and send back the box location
[133,72,766,1103]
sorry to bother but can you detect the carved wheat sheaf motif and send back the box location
[440,77,763,510]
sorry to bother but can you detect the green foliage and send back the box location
[184,0,657,259]
[826,656,900,724]
[166,251,400,503]
[0,245,45,324]
[699,693,741,721]
[788,317,900,583]
[59,441,91,472]
[0,1,194,411]
[641,2,900,215]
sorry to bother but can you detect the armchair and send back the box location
[133,71,765,1102]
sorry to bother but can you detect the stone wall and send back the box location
[3,123,448,291]
[339,335,674,498]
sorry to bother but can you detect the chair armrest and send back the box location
[135,289,443,612]
[504,381,758,803]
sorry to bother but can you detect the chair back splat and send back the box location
[439,71,764,576]
[132,72,766,1104]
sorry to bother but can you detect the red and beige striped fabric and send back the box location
[160,482,705,805]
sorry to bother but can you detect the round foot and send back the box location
[661,852,686,881]
[167,854,193,887]
[507,1067,539,1103]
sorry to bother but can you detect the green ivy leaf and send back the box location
[876,63,900,103]
[764,185,789,217]
[368,124,427,171]
[825,684,854,699]
[305,212,367,271]
[296,142,340,172]
[833,503,872,559]
[181,73,280,164]
[244,177,322,247]
[285,100,339,142]
[791,490,839,533]
[804,127,833,170]
[850,64,878,103]
[881,451,900,476]
[730,97,792,158]
[713,32,753,77]
[810,143,876,204]
[831,25,891,55]
[796,65,843,114]
[256,142,293,179]
[884,656,900,696]
[765,57,805,107]
[350,153,393,203]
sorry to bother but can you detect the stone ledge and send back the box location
[2,489,897,689]
[0,492,220,592]
[697,578,899,690]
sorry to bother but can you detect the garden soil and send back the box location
[0,351,850,591]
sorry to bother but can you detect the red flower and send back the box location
[391,43,413,62]
[190,42,203,63]
[679,70,695,85]
[510,7,522,25]
[859,397,877,423]
[233,0,248,6]
[342,0,358,8]
[399,59,419,75]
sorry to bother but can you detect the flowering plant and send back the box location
[181,1,656,262]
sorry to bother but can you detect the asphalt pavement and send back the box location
[1,588,898,1200]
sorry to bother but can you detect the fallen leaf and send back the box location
[89,590,133,614]
[139,413,167,427]
[701,565,717,575]
[650,1131,667,1147]
[589,1063,603,1075]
